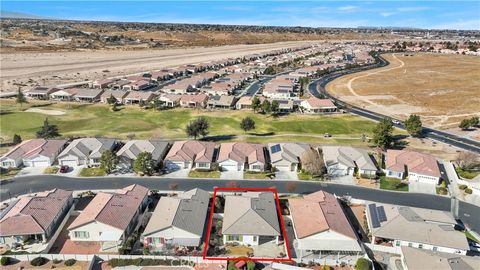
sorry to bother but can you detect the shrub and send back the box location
[355,258,371,270]
[53,259,62,264]
[108,258,176,268]
[64,259,76,266]
[459,184,468,190]
[465,188,473,194]
[1,257,11,266]
[31,257,49,266]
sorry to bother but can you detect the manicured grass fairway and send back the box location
[1,100,381,145]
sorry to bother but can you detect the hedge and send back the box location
[64,259,77,266]
[459,184,468,190]
[1,257,11,266]
[108,258,190,268]
[31,257,49,266]
[465,188,473,194]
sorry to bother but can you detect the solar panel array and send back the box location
[369,203,381,228]
[377,206,387,222]
[270,144,281,154]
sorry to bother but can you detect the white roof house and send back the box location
[142,188,210,249]
[322,146,377,177]
[57,138,117,167]
[268,143,311,172]
[366,203,469,255]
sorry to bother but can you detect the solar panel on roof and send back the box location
[369,204,380,228]
[377,206,387,222]
[271,144,281,154]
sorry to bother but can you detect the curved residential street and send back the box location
[1,175,479,234]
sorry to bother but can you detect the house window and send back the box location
[253,236,258,242]
[227,235,241,241]
[197,163,208,168]
[395,241,400,247]
[251,165,261,170]
[433,247,438,251]
[418,244,423,249]
[74,231,90,239]
[408,242,413,247]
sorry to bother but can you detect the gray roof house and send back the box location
[322,146,377,177]
[116,140,170,169]
[401,246,480,270]
[74,89,104,102]
[268,143,311,172]
[222,192,281,246]
[142,188,210,249]
[57,138,117,167]
[366,203,470,255]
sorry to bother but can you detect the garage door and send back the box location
[32,161,50,167]
[60,160,77,167]
[221,164,239,171]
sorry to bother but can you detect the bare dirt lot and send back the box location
[326,53,480,136]
[0,41,311,92]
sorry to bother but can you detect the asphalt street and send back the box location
[1,175,479,234]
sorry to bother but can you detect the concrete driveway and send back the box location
[163,169,190,178]
[275,171,298,181]
[17,166,48,176]
[331,174,355,185]
[62,166,84,177]
[409,181,436,194]
[220,170,244,180]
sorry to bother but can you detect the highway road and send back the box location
[1,175,479,234]
[308,55,480,154]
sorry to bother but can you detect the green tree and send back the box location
[16,88,27,108]
[246,261,255,270]
[459,119,472,130]
[186,117,210,139]
[107,94,117,105]
[469,116,479,127]
[404,114,423,137]
[271,100,279,115]
[372,118,394,149]
[133,152,155,176]
[261,100,271,114]
[36,118,60,139]
[111,102,118,112]
[264,66,275,75]
[100,150,118,174]
[355,258,371,270]
[240,117,256,133]
[251,96,261,113]
[12,134,22,145]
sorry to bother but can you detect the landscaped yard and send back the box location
[379,176,409,192]
[188,170,221,178]
[297,170,320,181]
[225,245,254,256]
[0,168,20,180]
[455,167,480,180]
[79,167,106,177]
[244,171,272,179]
[44,166,59,174]
[0,100,383,146]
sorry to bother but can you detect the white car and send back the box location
[392,120,401,125]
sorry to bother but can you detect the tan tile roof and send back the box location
[1,139,67,161]
[302,97,336,108]
[217,142,265,164]
[164,140,215,163]
[386,149,441,177]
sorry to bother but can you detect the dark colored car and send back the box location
[59,165,69,173]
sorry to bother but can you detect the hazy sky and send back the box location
[2,1,480,30]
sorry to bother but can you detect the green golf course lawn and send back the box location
[0,100,384,146]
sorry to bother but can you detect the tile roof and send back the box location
[1,139,67,161]
[268,142,311,164]
[58,138,116,160]
[288,191,357,239]
[68,184,148,231]
[401,246,480,270]
[180,94,208,103]
[386,149,441,177]
[217,142,265,164]
[165,140,215,163]
[143,188,210,236]
[302,97,336,108]
[322,146,377,171]
[0,189,72,236]
[100,89,129,99]
[116,140,169,161]
[222,192,280,236]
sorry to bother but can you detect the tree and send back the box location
[240,117,255,133]
[247,261,255,270]
[100,150,118,174]
[271,100,279,115]
[12,134,22,145]
[404,114,423,137]
[186,117,210,139]
[355,258,371,270]
[456,151,479,170]
[470,116,479,127]
[133,152,155,176]
[261,100,271,114]
[264,66,275,75]
[301,149,326,177]
[111,102,118,112]
[251,96,261,113]
[372,118,394,149]
[459,119,472,130]
[107,94,117,105]
[16,88,27,108]
[36,118,60,139]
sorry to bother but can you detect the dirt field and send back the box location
[0,41,311,92]
[326,53,480,134]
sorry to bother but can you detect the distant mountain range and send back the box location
[0,10,51,19]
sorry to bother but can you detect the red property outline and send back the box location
[203,187,292,262]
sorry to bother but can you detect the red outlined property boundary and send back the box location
[203,187,292,262]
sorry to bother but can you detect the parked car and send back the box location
[60,165,69,173]
[392,120,401,125]
[324,133,332,138]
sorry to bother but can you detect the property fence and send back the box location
[364,243,401,255]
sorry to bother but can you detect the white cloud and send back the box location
[380,12,396,17]
[397,6,430,12]
[337,5,358,12]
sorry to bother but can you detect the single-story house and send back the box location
[123,91,155,104]
[179,94,208,108]
[274,99,294,112]
[26,87,60,100]
[0,189,73,248]
[217,142,266,171]
[100,90,129,104]
[74,89,104,103]
[322,146,378,178]
[90,79,116,89]
[385,150,441,184]
[268,143,311,172]
[165,81,196,94]
[0,139,67,168]
[288,191,363,260]
[366,202,469,255]
[57,138,117,167]
[142,188,210,251]
[400,246,480,270]
[235,96,265,110]
[158,94,181,108]
[222,192,281,246]
[67,184,149,251]
[116,140,170,169]
[164,140,215,171]
[150,71,171,82]
[206,95,237,109]
[300,97,337,113]
[122,80,151,91]
[49,88,81,101]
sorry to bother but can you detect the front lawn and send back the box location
[225,245,254,256]
[455,167,480,180]
[188,170,220,178]
[79,167,106,177]
[244,171,272,179]
[379,176,409,192]
[44,166,59,174]
[0,168,20,180]
[297,170,321,181]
